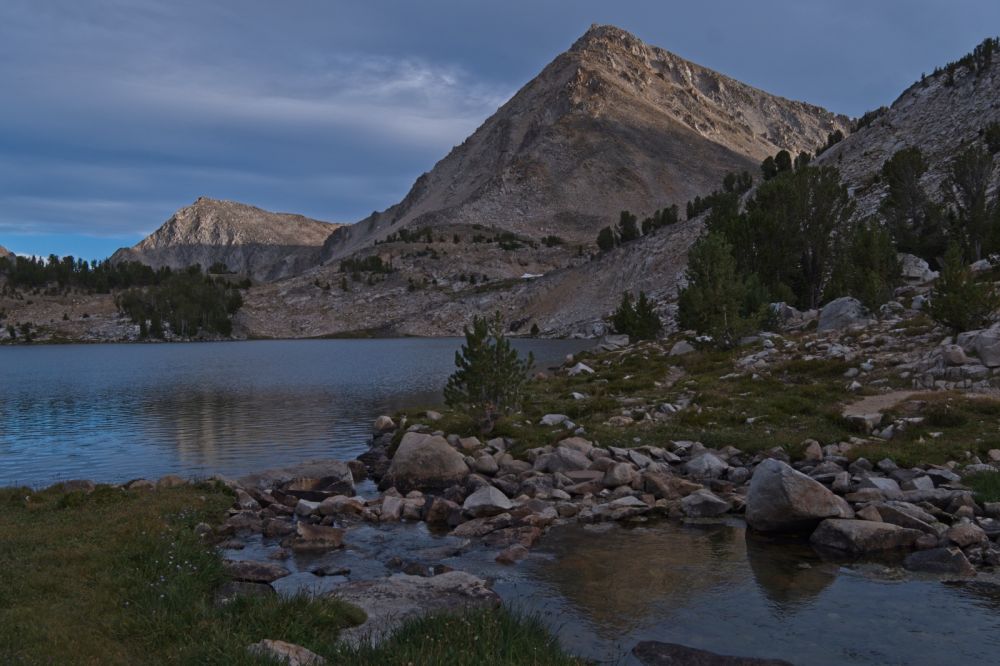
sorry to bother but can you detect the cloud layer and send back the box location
[1,0,998,259]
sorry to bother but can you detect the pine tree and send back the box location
[444,313,534,432]
[617,211,640,242]
[929,243,1000,333]
[596,226,616,252]
[677,233,759,348]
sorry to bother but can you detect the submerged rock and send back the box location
[746,459,853,533]
[633,640,793,665]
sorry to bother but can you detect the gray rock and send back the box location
[237,459,355,496]
[215,580,276,606]
[334,572,500,646]
[898,253,938,283]
[685,453,729,479]
[817,297,868,332]
[956,326,1000,368]
[462,486,514,518]
[810,519,923,555]
[539,414,571,427]
[603,462,638,488]
[904,547,976,577]
[471,455,499,476]
[746,459,854,533]
[633,641,793,665]
[383,433,469,492]
[681,489,732,517]
[669,340,696,356]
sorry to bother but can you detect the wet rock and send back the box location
[424,496,461,527]
[311,565,351,577]
[238,460,355,497]
[633,640,793,665]
[904,547,976,577]
[495,544,530,564]
[450,513,513,538]
[318,495,365,517]
[681,489,732,517]
[383,433,470,493]
[294,499,321,517]
[262,518,296,538]
[483,526,542,549]
[215,580,276,606]
[222,559,290,584]
[334,572,500,645]
[462,486,513,518]
[746,459,854,533]
[248,639,326,666]
[286,523,345,552]
[380,495,404,522]
[810,519,923,555]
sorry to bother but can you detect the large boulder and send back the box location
[898,253,938,283]
[810,519,923,555]
[956,326,1000,368]
[746,459,853,533]
[383,433,469,492]
[818,297,869,332]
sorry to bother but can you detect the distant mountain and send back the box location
[112,198,341,282]
[321,24,849,262]
[817,39,1000,216]
[0,245,14,261]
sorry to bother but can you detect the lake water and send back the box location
[0,338,589,487]
[235,517,1000,666]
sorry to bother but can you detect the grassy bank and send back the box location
[398,340,1000,467]
[0,482,582,665]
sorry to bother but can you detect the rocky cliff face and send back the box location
[111,198,340,282]
[817,51,1000,217]
[321,24,849,262]
[0,245,14,261]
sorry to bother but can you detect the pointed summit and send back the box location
[323,25,849,261]
[112,199,341,281]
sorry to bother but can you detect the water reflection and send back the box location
[745,532,837,611]
[0,338,588,486]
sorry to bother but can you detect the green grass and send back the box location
[0,483,365,665]
[334,607,585,665]
[853,394,1000,467]
[964,471,1000,502]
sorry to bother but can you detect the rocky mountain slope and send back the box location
[321,24,849,262]
[817,45,1000,217]
[0,245,14,261]
[111,198,341,282]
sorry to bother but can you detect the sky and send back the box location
[2,1,999,260]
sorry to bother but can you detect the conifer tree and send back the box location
[444,313,533,431]
[929,243,1000,333]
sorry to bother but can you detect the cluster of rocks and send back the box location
[358,414,1000,575]
[908,326,1000,390]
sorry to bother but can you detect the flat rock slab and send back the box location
[810,519,922,555]
[841,391,917,419]
[222,559,290,583]
[633,641,793,665]
[236,459,354,493]
[333,571,500,646]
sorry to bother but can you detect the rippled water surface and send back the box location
[0,338,588,486]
